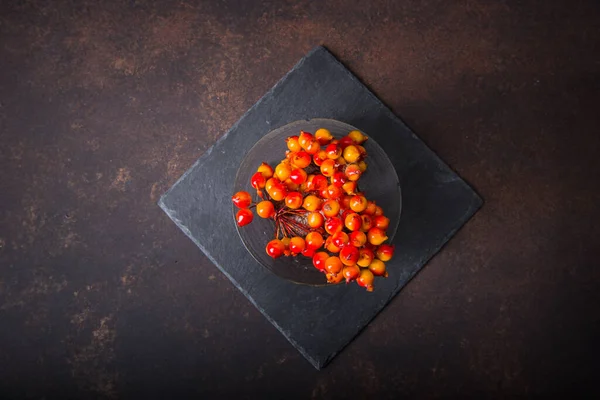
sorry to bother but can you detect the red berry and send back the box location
[373,215,390,230]
[325,217,343,235]
[325,144,341,159]
[236,208,253,227]
[376,244,395,262]
[313,150,327,167]
[325,184,342,199]
[364,201,377,215]
[331,231,349,248]
[331,172,346,187]
[289,168,308,184]
[339,245,359,266]
[301,247,315,257]
[313,252,329,272]
[266,239,285,258]
[251,172,266,189]
[312,174,328,191]
[298,131,314,149]
[338,135,354,149]
[232,191,252,208]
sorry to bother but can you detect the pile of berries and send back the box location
[232,128,395,291]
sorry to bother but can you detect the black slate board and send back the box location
[159,46,482,369]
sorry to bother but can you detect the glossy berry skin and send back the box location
[331,172,346,187]
[298,131,314,149]
[289,236,305,255]
[364,201,377,215]
[342,145,361,163]
[306,211,324,228]
[349,195,368,213]
[331,231,349,248]
[285,192,303,209]
[322,200,340,218]
[265,177,280,192]
[302,195,322,212]
[305,232,324,250]
[312,174,328,191]
[325,256,343,274]
[289,168,308,184]
[292,151,311,168]
[367,227,389,246]
[348,130,368,144]
[325,217,343,235]
[325,184,342,200]
[315,128,333,145]
[232,191,252,208]
[325,236,341,253]
[342,181,357,195]
[356,268,374,291]
[357,248,374,267]
[342,265,360,283]
[304,140,320,155]
[361,214,373,231]
[373,215,390,230]
[313,150,328,166]
[369,258,388,277]
[236,208,253,227]
[344,212,362,231]
[301,247,315,258]
[374,206,384,216]
[275,163,291,181]
[257,162,274,178]
[313,251,329,272]
[325,144,341,159]
[338,135,355,149]
[266,239,285,258]
[256,200,275,218]
[286,135,301,152]
[320,159,337,177]
[376,244,395,262]
[268,184,287,201]
[350,231,367,247]
[339,245,359,266]
[345,164,362,181]
[251,172,266,189]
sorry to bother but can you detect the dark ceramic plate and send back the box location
[233,119,401,285]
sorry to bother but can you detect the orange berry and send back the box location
[322,200,341,218]
[342,265,360,283]
[374,206,384,216]
[286,135,301,152]
[313,150,327,166]
[285,191,303,209]
[265,177,280,192]
[313,251,329,272]
[342,145,361,163]
[292,151,311,168]
[345,164,362,181]
[315,128,333,145]
[356,268,374,291]
[358,160,367,172]
[349,195,368,212]
[342,181,357,195]
[373,215,390,230]
[304,140,320,155]
[307,211,324,228]
[331,231,349,248]
[325,236,341,253]
[289,236,305,255]
[268,183,287,201]
[344,212,362,231]
[284,178,299,191]
[305,232,324,250]
[298,131,314,149]
[325,184,342,200]
[357,248,374,267]
[257,162,274,178]
[361,214,373,231]
[326,272,345,284]
[256,200,275,218]
[325,256,343,274]
[302,195,322,212]
[348,130,368,144]
[275,162,291,181]
[320,159,336,177]
[369,258,387,277]
[364,201,377,215]
[367,227,388,245]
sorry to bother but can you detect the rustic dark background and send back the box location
[1,0,599,398]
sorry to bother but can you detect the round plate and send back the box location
[233,119,401,286]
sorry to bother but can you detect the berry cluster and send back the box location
[232,128,395,291]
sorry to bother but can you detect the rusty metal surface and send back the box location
[1,0,599,398]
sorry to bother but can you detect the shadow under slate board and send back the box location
[159,46,482,369]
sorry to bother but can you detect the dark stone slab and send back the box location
[158,46,482,369]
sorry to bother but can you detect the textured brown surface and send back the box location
[1,0,599,398]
